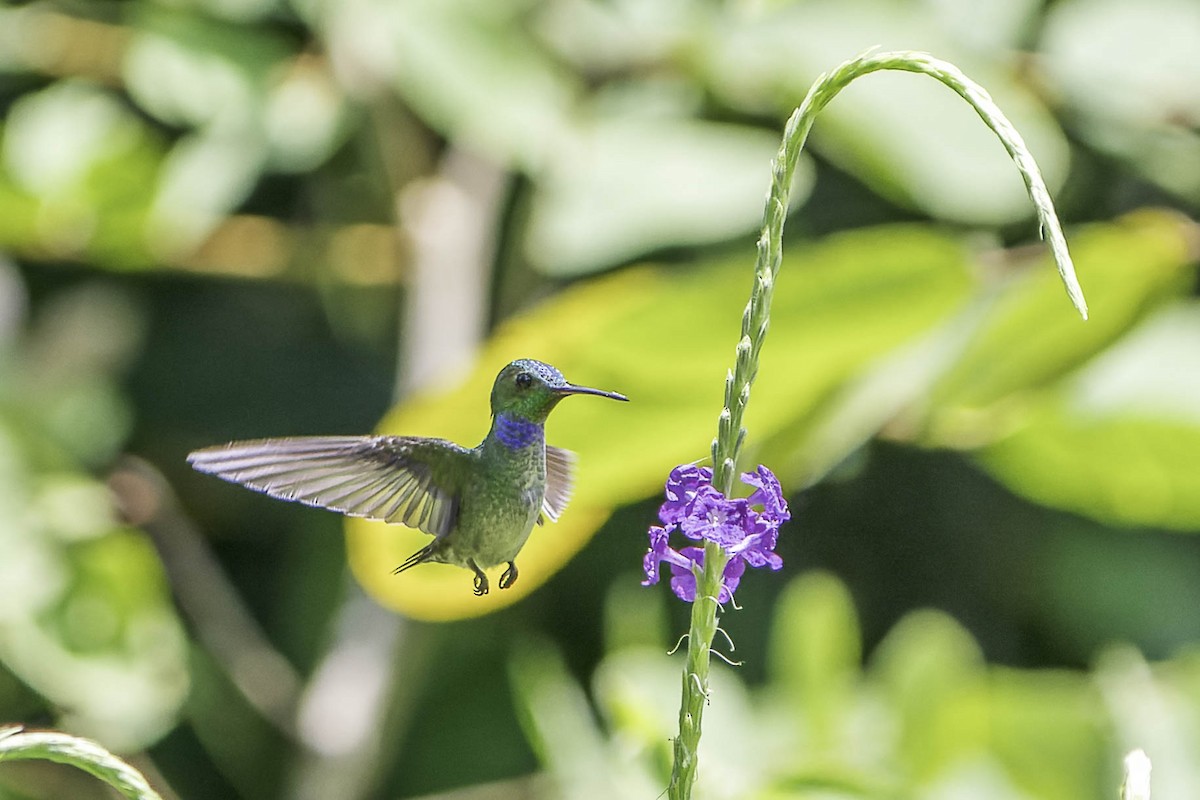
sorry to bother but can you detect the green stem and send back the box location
[667,49,1089,800]
[0,726,163,800]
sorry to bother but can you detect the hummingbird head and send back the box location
[490,359,628,421]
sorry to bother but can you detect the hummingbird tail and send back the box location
[393,541,439,575]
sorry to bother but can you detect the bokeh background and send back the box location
[2,0,1200,798]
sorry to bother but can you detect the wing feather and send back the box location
[187,435,471,538]
[542,445,575,523]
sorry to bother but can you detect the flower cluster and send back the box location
[642,464,790,603]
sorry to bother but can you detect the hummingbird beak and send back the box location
[556,383,629,402]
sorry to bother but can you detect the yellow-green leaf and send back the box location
[348,223,975,621]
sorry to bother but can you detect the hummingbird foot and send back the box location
[469,560,489,596]
[499,561,518,590]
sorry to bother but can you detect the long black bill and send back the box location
[556,384,629,402]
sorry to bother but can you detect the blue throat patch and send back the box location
[495,413,542,449]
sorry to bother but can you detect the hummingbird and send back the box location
[187,359,628,596]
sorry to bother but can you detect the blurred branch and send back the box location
[396,147,505,396]
[283,586,412,800]
[366,94,502,395]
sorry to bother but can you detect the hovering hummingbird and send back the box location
[188,359,628,596]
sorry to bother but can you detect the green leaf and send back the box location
[767,572,862,745]
[869,610,987,780]
[123,6,340,251]
[925,210,1196,443]
[987,669,1105,800]
[0,726,163,800]
[0,285,187,750]
[124,5,294,131]
[977,303,1200,530]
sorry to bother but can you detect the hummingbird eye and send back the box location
[515,372,533,389]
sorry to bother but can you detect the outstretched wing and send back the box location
[541,445,575,523]
[187,436,472,538]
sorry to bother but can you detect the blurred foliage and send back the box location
[0,0,1197,799]
[515,571,1200,800]
[0,265,188,756]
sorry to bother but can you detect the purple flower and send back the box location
[729,518,783,570]
[642,464,790,602]
[659,464,714,526]
[643,525,693,587]
[742,465,790,527]
[679,486,752,547]
[668,547,746,603]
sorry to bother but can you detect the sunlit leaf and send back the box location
[760,308,983,487]
[3,83,140,198]
[124,6,292,132]
[348,222,975,620]
[262,58,349,172]
[146,133,267,257]
[0,276,184,750]
[123,6,346,255]
[535,0,701,73]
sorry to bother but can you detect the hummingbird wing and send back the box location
[541,445,575,523]
[187,436,470,538]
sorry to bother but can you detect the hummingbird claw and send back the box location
[499,561,518,590]
[470,561,489,596]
